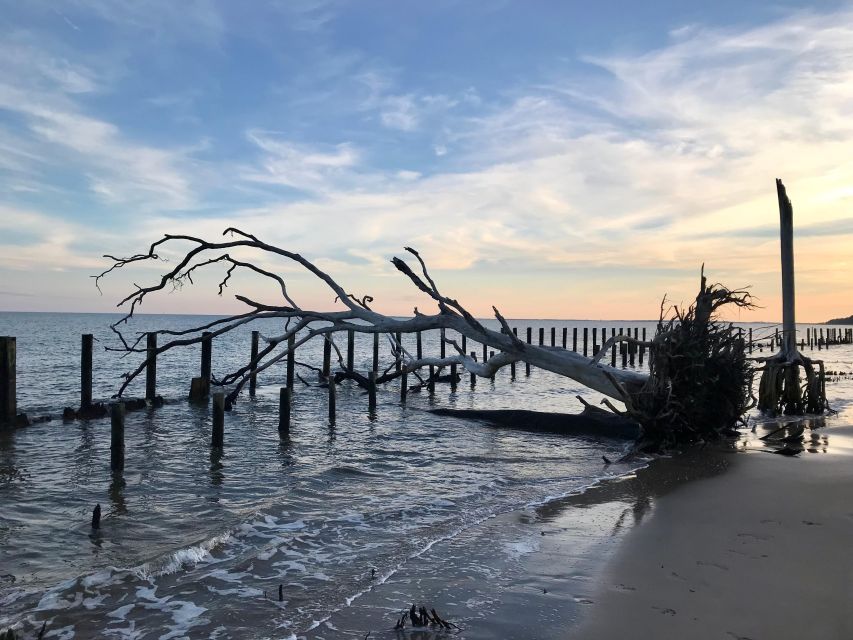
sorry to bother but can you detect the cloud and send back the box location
[0,36,200,210]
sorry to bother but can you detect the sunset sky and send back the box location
[1,1,851,322]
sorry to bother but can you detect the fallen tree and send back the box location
[95,228,756,450]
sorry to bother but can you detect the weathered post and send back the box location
[211,392,225,448]
[145,332,157,402]
[628,327,637,367]
[572,328,577,352]
[368,371,378,409]
[592,328,598,356]
[0,337,15,426]
[450,362,458,389]
[510,327,517,379]
[110,402,125,471]
[440,328,446,359]
[279,387,291,438]
[373,333,380,374]
[249,330,259,397]
[583,327,588,358]
[328,379,336,424]
[489,351,495,381]
[539,327,544,346]
[640,327,647,365]
[525,328,531,376]
[322,336,331,379]
[416,332,423,360]
[610,328,617,367]
[562,327,567,349]
[482,342,487,365]
[550,327,556,347]
[427,366,435,395]
[81,334,93,409]
[400,370,408,403]
[201,331,212,380]
[287,334,295,391]
[470,352,477,387]
[347,329,355,372]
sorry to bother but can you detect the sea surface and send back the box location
[0,312,851,639]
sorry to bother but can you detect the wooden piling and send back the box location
[489,351,495,381]
[279,387,291,438]
[287,335,295,391]
[511,328,517,379]
[629,328,636,366]
[610,328,617,367]
[572,327,578,352]
[550,327,556,347]
[427,366,435,395]
[249,330,259,397]
[461,334,467,355]
[201,331,212,380]
[583,327,588,357]
[145,333,157,402]
[451,362,458,389]
[592,328,598,356]
[562,327,567,349]
[400,370,408,403]
[482,342,487,365]
[640,327,647,365]
[328,378,336,424]
[440,328,446,359]
[347,329,355,372]
[470,352,477,387]
[368,371,378,409]
[189,376,209,403]
[373,333,380,374]
[416,332,423,360]
[323,336,331,379]
[110,402,125,471]
[211,393,225,447]
[0,337,15,426]
[81,334,93,409]
[538,327,544,346]
[525,328,532,376]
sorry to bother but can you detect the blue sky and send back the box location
[1,0,852,320]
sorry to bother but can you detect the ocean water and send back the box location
[0,312,851,639]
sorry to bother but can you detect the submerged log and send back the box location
[429,405,640,439]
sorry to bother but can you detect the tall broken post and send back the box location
[757,179,827,415]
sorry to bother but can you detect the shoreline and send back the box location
[574,425,853,639]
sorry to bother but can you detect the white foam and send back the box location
[107,603,135,620]
[503,540,540,559]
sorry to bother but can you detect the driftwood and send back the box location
[394,605,456,630]
[95,229,762,447]
[428,405,640,440]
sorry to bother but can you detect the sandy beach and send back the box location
[576,425,853,640]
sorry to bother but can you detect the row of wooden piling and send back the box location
[2,325,852,427]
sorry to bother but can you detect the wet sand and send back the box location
[576,426,853,639]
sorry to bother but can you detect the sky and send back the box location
[0,0,851,322]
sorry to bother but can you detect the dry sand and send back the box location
[575,426,853,639]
